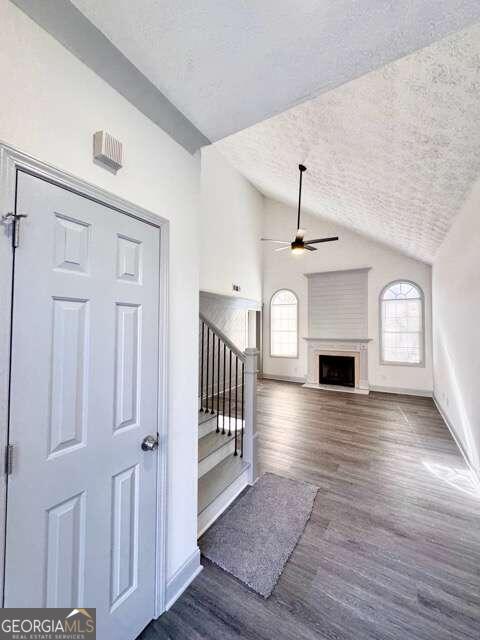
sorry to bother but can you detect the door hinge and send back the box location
[5,444,14,475]
[1,212,28,248]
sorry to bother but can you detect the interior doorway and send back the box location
[0,146,169,640]
[246,309,262,373]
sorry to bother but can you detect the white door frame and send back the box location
[0,142,169,617]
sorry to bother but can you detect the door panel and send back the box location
[117,234,142,283]
[114,303,141,431]
[46,491,86,607]
[5,171,161,640]
[110,464,139,610]
[49,297,89,456]
[54,213,90,273]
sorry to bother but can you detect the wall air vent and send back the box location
[93,131,123,172]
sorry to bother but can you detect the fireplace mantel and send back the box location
[303,337,372,343]
[303,337,370,394]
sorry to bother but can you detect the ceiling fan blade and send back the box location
[261,238,290,244]
[274,245,291,252]
[303,236,339,244]
[294,228,305,242]
[304,245,317,251]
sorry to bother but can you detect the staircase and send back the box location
[197,313,258,536]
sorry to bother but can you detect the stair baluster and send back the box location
[200,322,205,411]
[241,361,245,457]
[234,355,238,456]
[198,313,256,475]
[222,343,226,435]
[216,335,221,432]
[205,327,210,414]
[228,349,232,436]
[210,329,215,414]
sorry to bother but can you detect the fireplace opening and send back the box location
[319,355,355,387]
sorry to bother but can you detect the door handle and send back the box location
[141,435,159,452]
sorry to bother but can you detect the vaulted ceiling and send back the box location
[215,24,480,263]
[69,1,480,262]
[71,0,480,142]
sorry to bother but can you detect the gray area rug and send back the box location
[200,472,318,597]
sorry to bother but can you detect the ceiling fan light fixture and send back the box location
[291,242,305,255]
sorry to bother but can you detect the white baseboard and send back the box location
[433,394,480,486]
[261,373,306,384]
[263,377,432,399]
[370,385,433,397]
[165,547,202,611]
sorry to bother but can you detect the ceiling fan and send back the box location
[261,164,338,255]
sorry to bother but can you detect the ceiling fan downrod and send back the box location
[259,162,338,254]
[297,164,307,231]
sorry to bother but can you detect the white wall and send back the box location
[200,145,263,302]
[263,199,433,393]
[199,292,260,352]
[0,2,199,583]
[433,178,480,478]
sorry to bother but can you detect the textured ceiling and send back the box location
[71,0,480,142]
[215,24,480,263]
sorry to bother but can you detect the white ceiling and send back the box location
[215,23,480,263]
[71,0,480,142]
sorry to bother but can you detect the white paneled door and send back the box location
[4,171,162,640]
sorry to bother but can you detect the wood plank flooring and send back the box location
[140,380,480,640]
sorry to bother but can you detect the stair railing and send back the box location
[199,313,258,480]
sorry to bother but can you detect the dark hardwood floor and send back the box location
[141,380,480,639]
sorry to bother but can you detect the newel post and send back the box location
[243,348,259,484]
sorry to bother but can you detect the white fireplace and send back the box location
[303,337,371,394]
[303,268,371,394]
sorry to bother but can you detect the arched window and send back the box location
[270,289,298,357]
[380,281,424,365]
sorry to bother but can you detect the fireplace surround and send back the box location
[303,337,370,394]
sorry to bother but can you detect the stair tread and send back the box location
[198,411,216,425]
[198,430,236,462]
[198,456,249,514]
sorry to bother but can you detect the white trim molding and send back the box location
[370,385,433,397]
[261,373,306,385]
[304,267,372,278]
[433,395,480,486]
[0,146,16,605]
[165,548,202,611]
